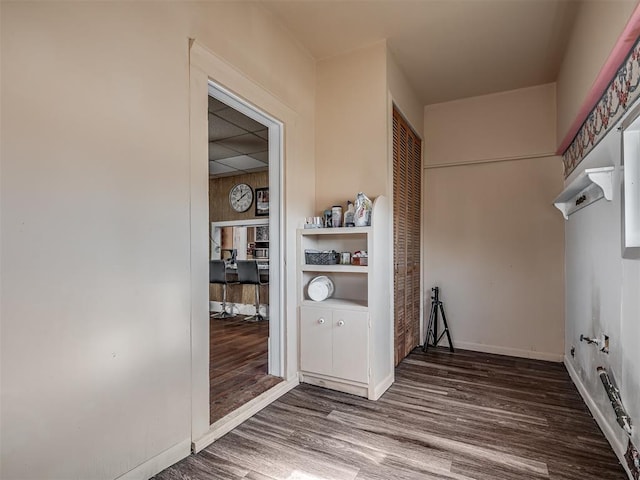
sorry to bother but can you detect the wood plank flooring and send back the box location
[162,347,626,479]
[210,316,282,424]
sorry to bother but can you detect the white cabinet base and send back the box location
[298,370,394,401]
[299,306,369,384]
[298,372,369,398]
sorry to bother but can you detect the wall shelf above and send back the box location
[553,166,614,219]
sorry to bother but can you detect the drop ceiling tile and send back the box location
[255,129,269,140]
[209,161,238,175]
[244,166,269,174]
[216,108,266,132]
[218,155,267,170]
[218,133,268,154]
[208,96,228,113]
[250,151,269,163]
[209,143,239,161]
[208,114,246,141]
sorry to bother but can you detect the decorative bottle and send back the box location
[344,200,355,227]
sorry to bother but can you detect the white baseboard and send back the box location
[371,372,394,400]
[116,438,191,480]
[192,377,299,453]
[564,356,634,479]
[455,341,564,362]
[300,372,369,398]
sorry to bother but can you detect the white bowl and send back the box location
[308,276,334,302]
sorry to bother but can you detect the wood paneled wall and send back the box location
[209,171,269,222]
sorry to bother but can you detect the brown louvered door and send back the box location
[393,108,422,365]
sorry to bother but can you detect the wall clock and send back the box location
[229,183,253,213]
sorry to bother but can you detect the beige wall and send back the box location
[425,84,557,165]
[423,84,565,360]
[315,42,388,210]
[556,0,637,144]
[0,3,315,480]
[387,49,424,137]
[314,41,424,215]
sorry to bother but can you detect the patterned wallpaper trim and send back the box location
[560,6,640,178]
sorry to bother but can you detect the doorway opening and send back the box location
[207,82,283,425]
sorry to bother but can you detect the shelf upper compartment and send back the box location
[301,264,368,273]
[299,226,371,235]
[553,166,614,219]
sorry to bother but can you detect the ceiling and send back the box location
[208,96,269,177]
[259,0,581,105]
[210,1,580,173]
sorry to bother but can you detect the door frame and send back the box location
[189,40,300,452]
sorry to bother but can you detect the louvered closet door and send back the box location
[393,108,422,365]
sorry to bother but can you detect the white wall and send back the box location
[556,2,640,471]
[562,114,640,466]
[0,3,315,479]
[423,84,565,361]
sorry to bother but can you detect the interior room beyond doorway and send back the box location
[207,93,282,425]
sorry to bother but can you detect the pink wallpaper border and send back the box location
[559,4,640,178]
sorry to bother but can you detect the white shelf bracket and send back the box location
[586,170,614,200]
[553,166,614,220]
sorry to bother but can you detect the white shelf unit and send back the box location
[553,166,614,219]
[296,196,393,400]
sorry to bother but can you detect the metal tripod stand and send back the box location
[423,286,454,352]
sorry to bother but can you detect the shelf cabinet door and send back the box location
[299,306,333,376]
[332,309,369,383]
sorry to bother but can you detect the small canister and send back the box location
[340,252,351,265]
[323,209,332,228]
[331,206,343,228]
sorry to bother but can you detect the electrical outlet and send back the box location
[625,439,640,480]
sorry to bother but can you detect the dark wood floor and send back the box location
[163,347,626,479]
[210,316,282,424]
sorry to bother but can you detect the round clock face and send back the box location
[229,183,253,212]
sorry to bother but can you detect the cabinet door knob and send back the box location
[318,317,325,324]
[337,320,345,327]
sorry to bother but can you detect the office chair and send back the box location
[235,260,268,321]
